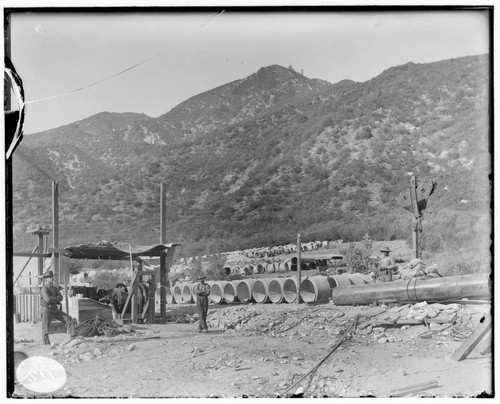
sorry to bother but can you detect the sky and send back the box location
[8,8,491,134]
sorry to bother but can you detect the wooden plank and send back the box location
[131,276,138,323]
[474,329,492,355]
[24,296,28,322]
[451,315,492,361]
[13,252,52,257]
[121,273,137,320]
[367,319,423,327]
[149,278,155,325]
[136,270,156,276]
[160,256,166,322]
[389,380,439,397]
[141,299,149,319]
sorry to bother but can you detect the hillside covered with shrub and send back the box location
[12,55,491,270]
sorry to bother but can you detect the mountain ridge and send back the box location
[13,55,491,261]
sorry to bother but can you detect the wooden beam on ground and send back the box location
[389,380,439,397]
[451,314,492,361]
[475,330,492,355]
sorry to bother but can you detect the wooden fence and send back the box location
[15,294,41,323]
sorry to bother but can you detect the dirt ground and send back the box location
[10,299,493,399]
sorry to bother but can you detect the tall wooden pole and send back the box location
[410,176,420,259]
[52,181,59,283]
[160,183,167,322]
[297,233,302,305]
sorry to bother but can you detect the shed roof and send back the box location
[62,240,178,260]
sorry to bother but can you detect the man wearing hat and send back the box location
[40,269,76,345]
[375,247,398,282]
[193,274,211,333]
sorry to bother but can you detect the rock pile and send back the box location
[205,301,485,349]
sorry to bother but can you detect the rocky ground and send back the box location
[11,299,493,399]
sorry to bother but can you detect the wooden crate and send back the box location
[68,297,113,324]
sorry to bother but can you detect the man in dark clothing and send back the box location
[193,275,211,333]
[40,270,75,345]
[375,247,398,282]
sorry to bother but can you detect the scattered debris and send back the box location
[74,317,133,338]
[281,314,360,396]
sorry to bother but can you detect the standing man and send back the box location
[40,270,75,345]
[375,247,398,282]
[193,275,211,333]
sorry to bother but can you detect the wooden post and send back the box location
[63,255,69,314]
[137,259,143,284]
[37,233,44,283]
[52,181,60,284]
[297,233,301,305]
[160,183,167,322]
[131,273,138,323]
[410,176,420,259]
[149,274,156,325]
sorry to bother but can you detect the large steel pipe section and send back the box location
[209,282,227,304]
[252,278,273,303]
[166,286,175,304]
[173,284,183,303]
[268,278,286,304]
[223,281,238,303]
[331,273,492,306]
[282,277,299,303]
[236,279,256,303]
[300,275,332,303]
[182,283,195,303]
[157,286,175,304]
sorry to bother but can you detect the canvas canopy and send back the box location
[61,240,178,261]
